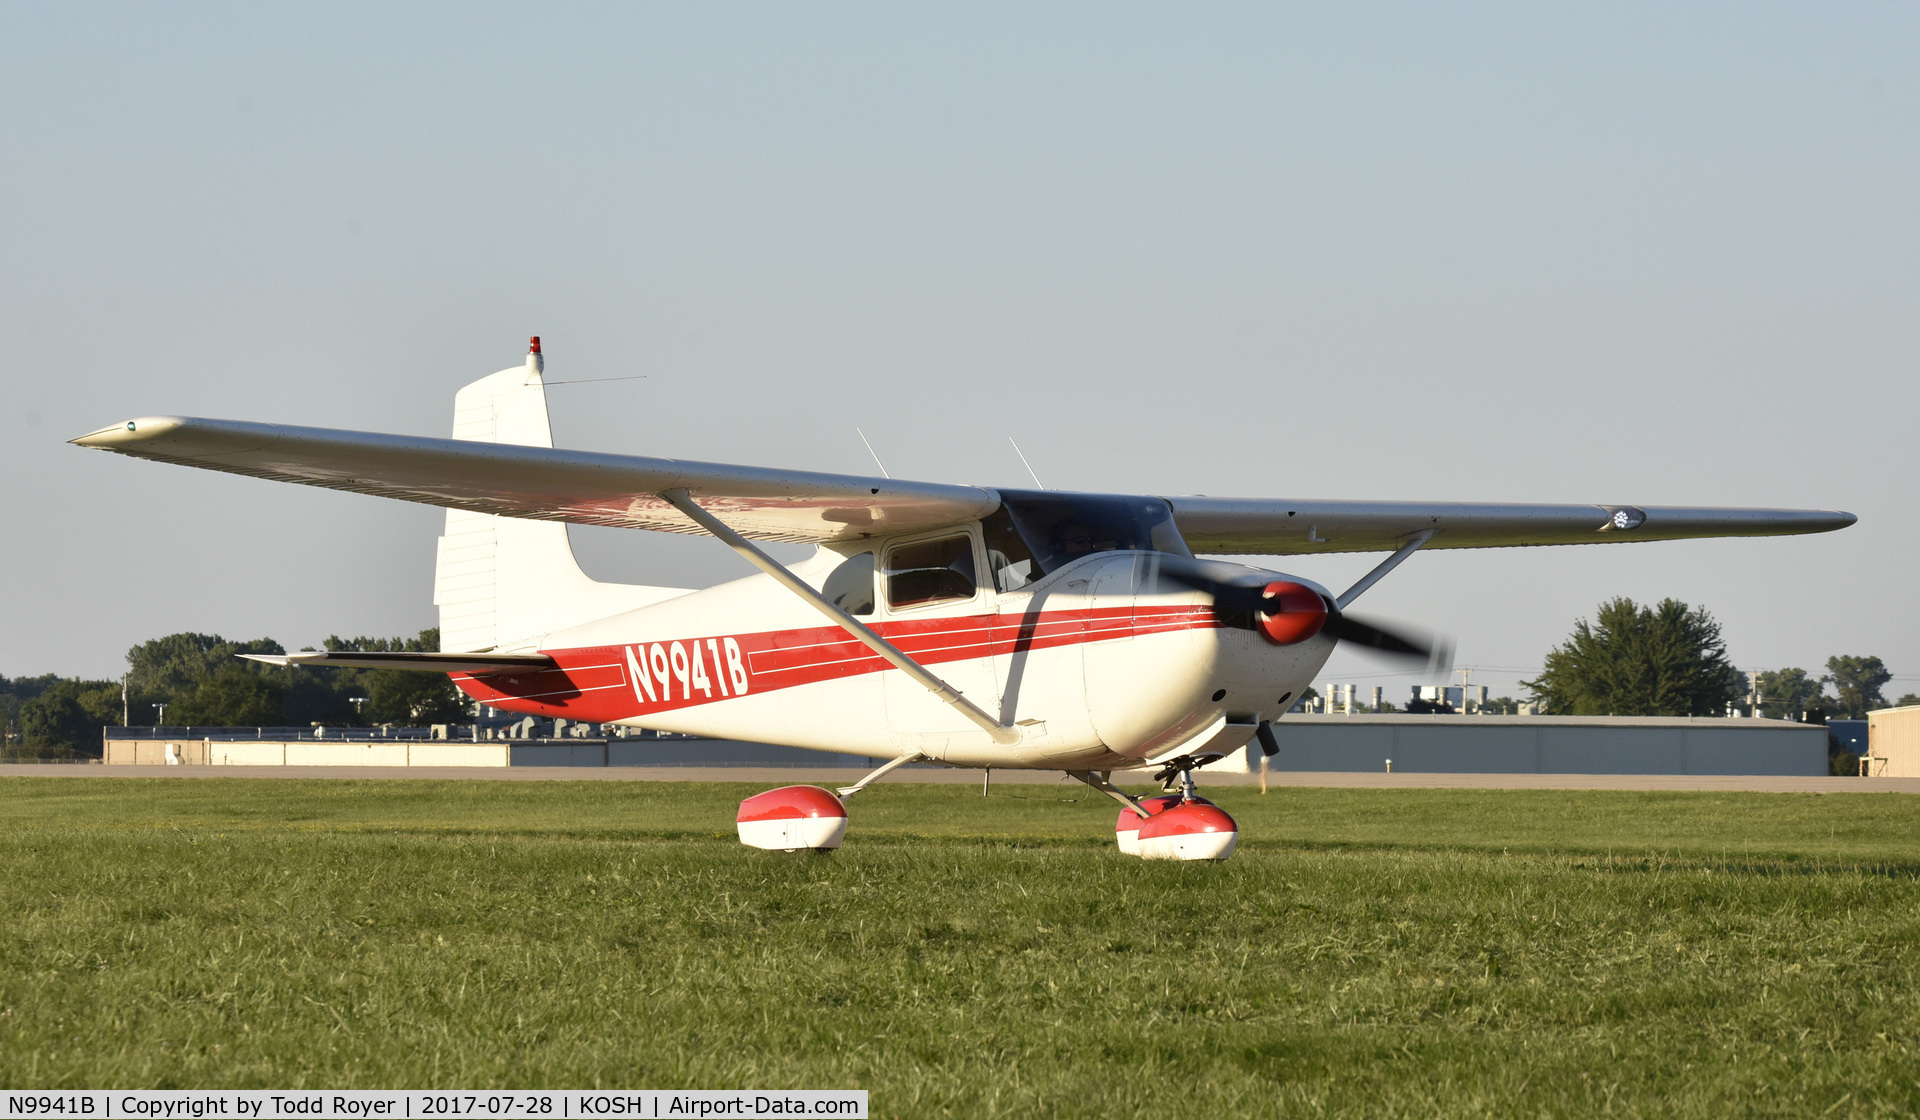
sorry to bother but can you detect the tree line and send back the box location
[1,629,471,759]
[1521,597,1910,720]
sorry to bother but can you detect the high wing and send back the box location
[1169,497,1855,555]
[71,416,998,544]
[72,415,1853,551]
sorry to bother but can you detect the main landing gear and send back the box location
[735,753,1236,861]
[734,753,924,852]
[1069,759,1239,862]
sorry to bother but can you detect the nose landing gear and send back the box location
[1136,797,1238,860]
[1068,766,1239,862]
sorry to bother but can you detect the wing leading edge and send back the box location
[72,416,1854,552]
[72,416,998,544]
[1168,497,1855,555]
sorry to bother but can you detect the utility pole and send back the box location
[121,673,130,726]
[1749,670,1762,719]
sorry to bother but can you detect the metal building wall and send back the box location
[1866,707,1920,777]
[1258,715,1825,775]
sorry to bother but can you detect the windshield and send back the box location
[980,489,1191,592]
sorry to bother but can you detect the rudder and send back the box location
[433,339,690,653]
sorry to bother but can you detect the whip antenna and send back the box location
[857,428,892,479]
[1009,436,1045,489]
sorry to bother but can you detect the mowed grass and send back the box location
[3,777,1919,1118]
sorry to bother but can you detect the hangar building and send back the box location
[105,714,1828,775]
[1243,713,1825,776]
[1866,705,1920,776]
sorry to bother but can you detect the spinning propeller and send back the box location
[1152,556,1450,665]
[1150,556,1454,759]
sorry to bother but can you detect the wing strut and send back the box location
[1334,530,1435,610]
[836,751,927,799]
[660,488,1021,746]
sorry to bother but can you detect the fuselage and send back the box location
[452,542,1336,771]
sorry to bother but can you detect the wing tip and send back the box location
[70,416,185,448]
[1777,509,1857,534]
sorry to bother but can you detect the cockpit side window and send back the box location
[990,490,1192,582]
[821,551,876,617]
[885,535,978,609]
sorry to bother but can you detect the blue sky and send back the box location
[3,3,1915,701]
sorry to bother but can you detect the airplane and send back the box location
[72,338,1855,860]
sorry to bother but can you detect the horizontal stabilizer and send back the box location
[239,651,556,674]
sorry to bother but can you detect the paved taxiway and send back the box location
[4,763,1917,793]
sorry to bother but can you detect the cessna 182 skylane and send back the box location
[74,340,1854,860]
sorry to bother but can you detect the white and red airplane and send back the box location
[73,339,1854,860]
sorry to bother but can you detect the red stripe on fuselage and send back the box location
[452,605,1220,722]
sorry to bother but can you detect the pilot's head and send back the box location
[1052,519,1095,557]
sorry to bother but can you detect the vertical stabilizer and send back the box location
[433,338,690,652]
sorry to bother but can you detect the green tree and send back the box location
[170,663,285,726]
[0,675,55,755]
[1,674,62,702]
[126,632,286,721]
[16,679,118,757]
[1522,597,1743,716]
[1757,668,1821,720]
[1823,655,1891,718]
[279,670,360,727]
[1896,693,1920,708]
[367,670,471,724]
[318,628,467,726]
[0,695,18,753]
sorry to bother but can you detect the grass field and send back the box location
[3,775,1918,1117]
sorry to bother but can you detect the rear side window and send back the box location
[885,535,978,609]
[822,552,876,617]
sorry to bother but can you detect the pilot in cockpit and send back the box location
[1052,518,1121,560]
[1051,519,1098,559]
[988,511,1118,594]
